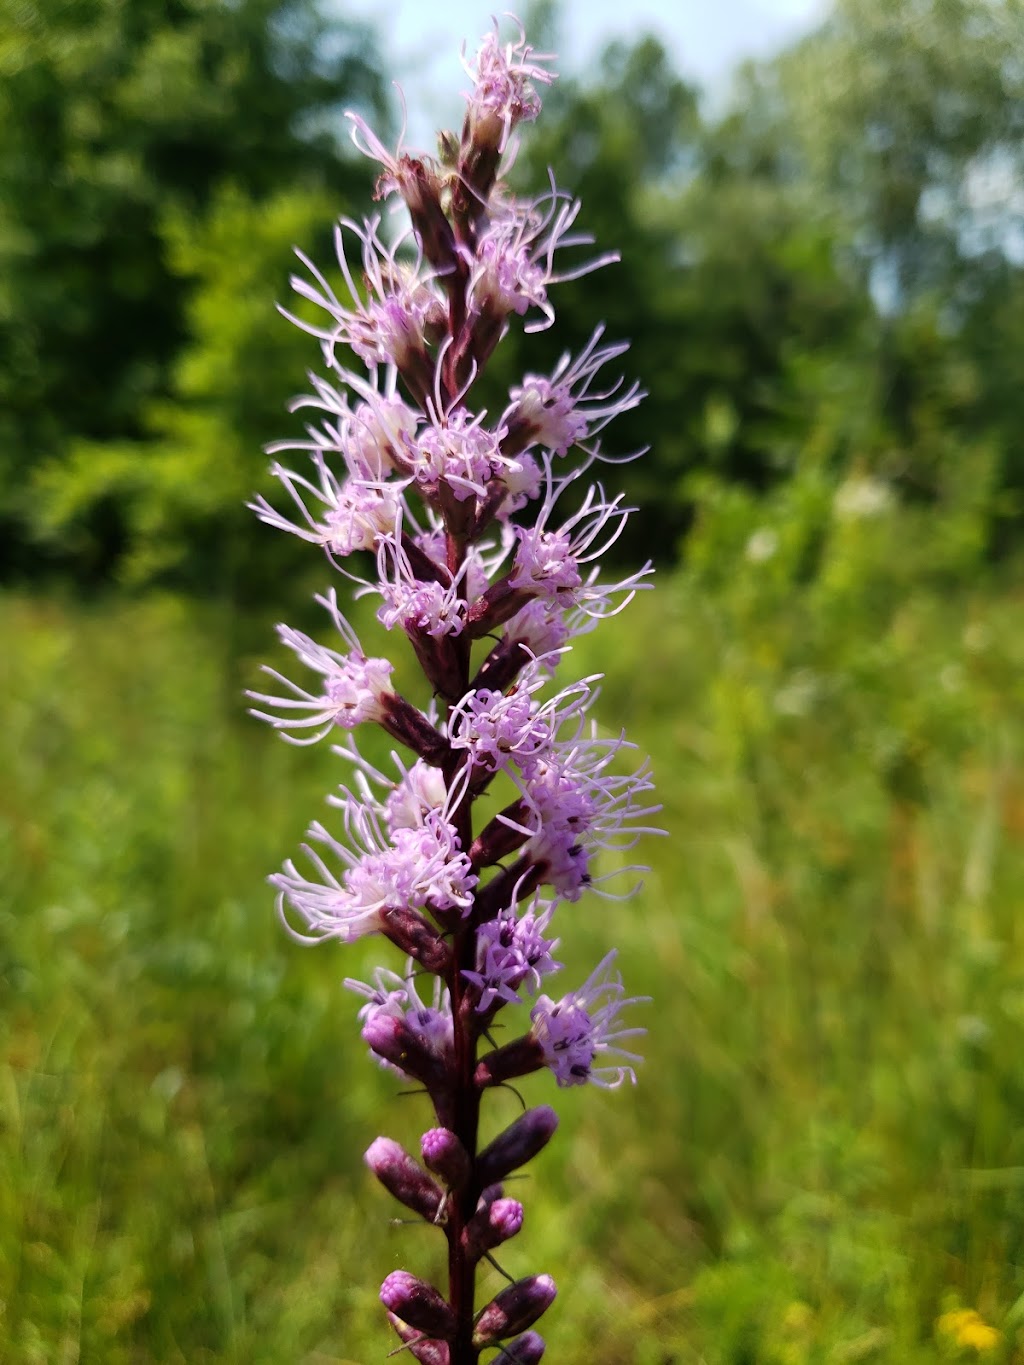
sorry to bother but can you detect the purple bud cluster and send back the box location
[250,17,659,1361]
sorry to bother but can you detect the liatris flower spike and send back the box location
[250,17,661,1361]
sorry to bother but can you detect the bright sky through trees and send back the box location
[345,0,829,144]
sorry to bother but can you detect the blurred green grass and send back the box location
[3,531,1024,1361]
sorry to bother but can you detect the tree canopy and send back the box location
[3,0,1023,590]
[0,0,385,578]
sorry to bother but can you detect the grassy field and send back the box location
[3,516,1024,1361]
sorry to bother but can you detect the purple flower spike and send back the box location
[472,1275,558,1347]
[365,1137,444,1223]
[380,1271,457,1341]
[251,13,660,1359]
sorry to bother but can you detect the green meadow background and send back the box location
[3,0,1024,1361]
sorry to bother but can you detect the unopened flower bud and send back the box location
[362,1013,448,1089]
[472,857,542,923]
[470,801,532,868]
[475,1033,545,1089]
[421,1127,470,1190]
[473,1275,557,1346]
[379,905,452,974]
[470,636,533,696]
[477,1106,559,1185]
[380,1271,456,1341]
[465,576,532,639]
[396,159,458,278]
[386,1311,452,1365]
[495,1332,546,1364]
[365,1137,444,1222]
[476,1182,503,1212]
[437,129,459,166]
[380,694,452,767]
[462,1196,523,1261]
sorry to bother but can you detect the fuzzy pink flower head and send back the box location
[326,652,394,719]
[524,825,590,899]
[284,217,441,373]
[272,801,476,944]
[504,327,645,458]
[324,479,405,556]
[251,453,404,559]
[530,951,647,1088]
[471,218,550,319]
[344,964,410,1023]
[393,969,455,1058]
[391,810,478,916]
[463,21,555,153]
[470,189,619,334]
[463,904,561,1012]
[375,536,470,639]
[449,686,552,773]
[505,599,572,659]
[492,450,543,520]
[345,394,420,480]
[347,962,455,1079]
[518,764,598,897]
[384,760,450,832]
[506,374,589,456]
[378,576,468,639]
[247,595,395,744]
[508,525,583,598]
[413,409,512,501]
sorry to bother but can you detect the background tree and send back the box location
[501,18,864,561]
[758,0,1024,550]
[0,0,385,580]
[774,0,1024,309]
[5,0,1023,586]
[505,0,1024,561]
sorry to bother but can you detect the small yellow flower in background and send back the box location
[957,1320,1003,1353]
[777,1300,816,1364]
[782,1301,815,1333]
[936,1308,1003,1353]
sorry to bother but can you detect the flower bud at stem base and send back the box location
[477,1106,559,1185]
[475,1035,545,1090]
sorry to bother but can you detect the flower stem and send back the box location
[448,925,482,1364]
[445,524,481,1364]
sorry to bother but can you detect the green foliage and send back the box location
[6,6,1024,1352]
[5,0,1024,585]
[500,1,1024,565]
[496,27,706,561]
[774,0,1024,302]
[32,184,341,599]
[680,0,1024,554]
[0,0,384,578]
[4,462,1024,1357]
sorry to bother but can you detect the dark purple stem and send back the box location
[445,529,481,1365]
[447,927,481,1364]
